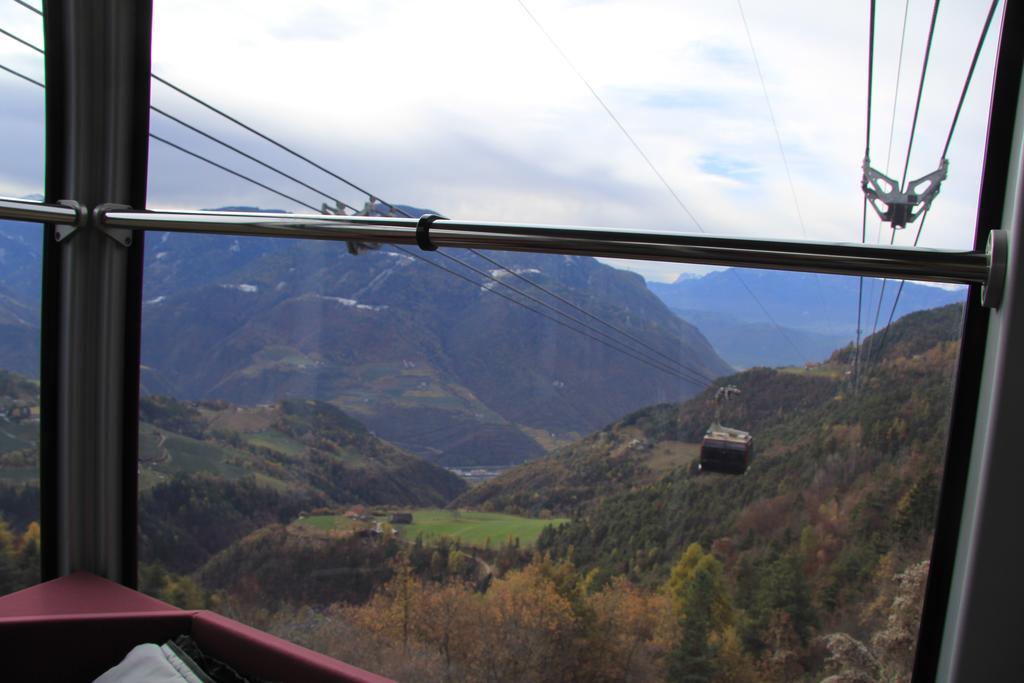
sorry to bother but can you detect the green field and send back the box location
[398,509,568,548]
[245,430,305,457]
[291,508,568,548]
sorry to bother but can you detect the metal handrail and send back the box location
[0,195,81,225]
[0,197,998,288]
[99,207,994,287]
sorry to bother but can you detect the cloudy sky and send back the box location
[0,0,1002,282]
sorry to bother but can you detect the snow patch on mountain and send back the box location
[314,294,387,312]
[221,284,259,293]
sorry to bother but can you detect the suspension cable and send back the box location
[393,246,707,385]
[0,25,41,53]
[874,0,911,246]
[154,63,713,378]
[862,0,942,376]
[0,15,719,384]
[148,134,321,212]
[941,0,1001,160]
[12,1,39,17]
[151,74,393,210]
[434,248,715,385]
[469,250,713,382]
[156,102,708,380]
[515,0,807,365]
[865,0,999,373]
[151,131,711,386]
[148,111,716,383]
[899,0,942,191]
[854,0,877,391]
[152,133,711,385]
[0,53,717,386]
[0,60,40,87]
[150,106,357,214]
[514,0,703,231]
[9,0,797,371]
[736,0,837,345]
[865,0,877,163]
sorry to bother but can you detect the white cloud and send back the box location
[0,1,1001,283]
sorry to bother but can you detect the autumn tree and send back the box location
[711,626,759,683]
[0,519,18,595]
[466,563,580,683]
[587,575,678,682]
[414,581,477,680]
[667,544,735,682]
[668,543,733,630]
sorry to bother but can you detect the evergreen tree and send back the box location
[756,553,815,642]
[667,544,735,682]
[670,563,719,682]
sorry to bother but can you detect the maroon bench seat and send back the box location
[0,573,392,683]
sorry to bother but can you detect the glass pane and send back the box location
[148,1,999,250]
[139,223,965,681]
[0,0,45,596]
[142,1,991,679]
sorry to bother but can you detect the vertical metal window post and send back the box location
[40,1,152,586]
[935,52,1024,683]
[910,2,1024,681]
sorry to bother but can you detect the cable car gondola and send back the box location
[699,386,753,475]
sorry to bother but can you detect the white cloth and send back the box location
[93,643,206,683]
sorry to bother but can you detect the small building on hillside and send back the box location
[388,512,413,524]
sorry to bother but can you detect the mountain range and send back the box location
[0,214,731,466]
[0,211,963,465]
[0,222,43,379]
[649,268,963,368]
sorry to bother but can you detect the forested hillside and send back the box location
[0,304,963,682]
[131,304,963,683]
[0,218,732,467]
[0,389,467,574]
[139,395,467,572]
[410,303,960,681]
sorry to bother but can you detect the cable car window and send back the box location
[0,0,45,597]
[99,0,1003,679]
[137,220,969,681]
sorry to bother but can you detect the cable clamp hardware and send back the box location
[862,158,948,229]
[93,204,135,247]
[320,200,355,216]
[321,200,379,255]
[416,214,445,252]
[53,199,88,242]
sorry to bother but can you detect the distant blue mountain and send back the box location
[203,206,288,213]
[649,268,965,368]
[668,308,850,369]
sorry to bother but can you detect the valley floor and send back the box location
[293,507,568,549]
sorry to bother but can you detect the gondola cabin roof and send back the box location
[703,424,752,446]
